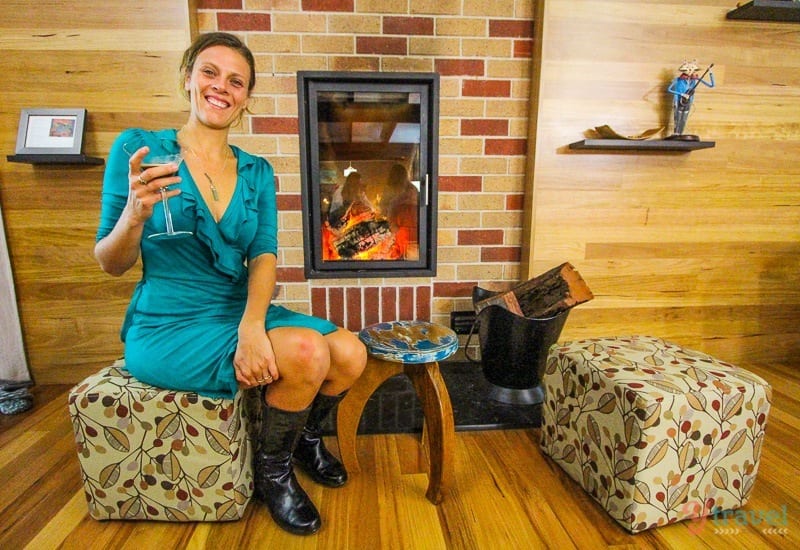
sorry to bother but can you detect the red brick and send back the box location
[506,193,524,211]
[434,282,476,298]
[277,266,305,282]
[364,287,380,326]
[252,117,298,134]
[461,119,508,136]
[311,287,327,319]
[328,287,345,327]
[485,138,527,156]
[217,12,271,31]
[434,58,484,76]
[481,247,521,262]
[489,19,533,38]
[302,0,354,11]
[439,175,482,192]
[416,286,431,321]
[513,39,533,58]
[346,287,362,330]
[381,287,397,321]
[399,287,414,320]
[459,229,504,246]
[198,0,241,8]
[276,194,301,211]
[357,36,407,55]
[384,16,434,36]
[462,79,511,98]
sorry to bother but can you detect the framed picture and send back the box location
[14,108,87,156]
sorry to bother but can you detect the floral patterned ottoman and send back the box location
[540,336,772,533]
[68,361,259,521]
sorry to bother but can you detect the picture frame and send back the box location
[14,108,87,156]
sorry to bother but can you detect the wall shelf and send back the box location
[726,1,800,22]
[568,139,715,152]
[7,154,104,165]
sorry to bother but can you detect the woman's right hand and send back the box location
[125,145,182,224]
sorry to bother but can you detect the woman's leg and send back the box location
[265,326,331,409]
[294,327,367,487]
[320,327,368,396]
[253,327,330,535]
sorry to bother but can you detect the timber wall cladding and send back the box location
[0,1,192,384]
[523,0,800,366]
[0,0,798,386]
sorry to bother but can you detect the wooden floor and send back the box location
[1,361,798,549]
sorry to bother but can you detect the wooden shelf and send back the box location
[726,1,800,22]
[568,139,715,152]
[7,154,104,165]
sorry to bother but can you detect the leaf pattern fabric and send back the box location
[540,336,772,533]
[68,362,259,521]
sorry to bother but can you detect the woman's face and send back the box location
[185,45,251,130]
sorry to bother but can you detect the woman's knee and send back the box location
[272,328,330,384]
[329,329,368,380]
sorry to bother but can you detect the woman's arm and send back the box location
[94,138,181,276]
[233,252,279,386]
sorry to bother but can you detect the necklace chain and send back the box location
[184,143,230,202]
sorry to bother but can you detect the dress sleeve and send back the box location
[247,156,279,261]
[96,129,139,242]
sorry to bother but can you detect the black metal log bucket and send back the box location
[466,286,569,405]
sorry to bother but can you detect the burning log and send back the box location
[334,219,393,258]
[474,262,593,319]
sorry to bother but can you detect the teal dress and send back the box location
[97,128,336,399]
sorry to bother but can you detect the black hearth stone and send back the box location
[323,361,541,435]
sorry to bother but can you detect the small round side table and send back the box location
[336,320,458,504]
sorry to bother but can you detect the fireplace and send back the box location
[297,71,439,278]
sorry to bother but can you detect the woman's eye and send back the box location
[231,80,244,88]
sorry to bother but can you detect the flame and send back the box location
[323,209,414,261]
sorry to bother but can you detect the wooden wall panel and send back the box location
[0,1,192,384]
[522,0,800,366]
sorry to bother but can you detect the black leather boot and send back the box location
[253,401,321,535]
[293,391,348,488]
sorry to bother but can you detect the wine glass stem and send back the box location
[160,188,176,234]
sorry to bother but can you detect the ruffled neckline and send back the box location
[150,129,260,283]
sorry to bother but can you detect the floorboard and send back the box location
[0,362,797,549]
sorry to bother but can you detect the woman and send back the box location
[95,32,366,536]
[328,171,375,229]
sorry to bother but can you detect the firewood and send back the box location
[474,262,593,319]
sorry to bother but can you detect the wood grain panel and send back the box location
[523,0,800,367]
[0,0,191,385]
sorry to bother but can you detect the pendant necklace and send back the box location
[186,146,230,202]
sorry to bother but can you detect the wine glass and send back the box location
[140,152,193,240]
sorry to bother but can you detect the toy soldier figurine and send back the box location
[667,60,714,140]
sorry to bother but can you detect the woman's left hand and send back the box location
[233,320,278,388]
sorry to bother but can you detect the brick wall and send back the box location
[197,0,534,331]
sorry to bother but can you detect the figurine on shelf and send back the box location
[666,60,714,141]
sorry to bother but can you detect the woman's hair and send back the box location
[388,163,409,189]
[180,32,257,99]
[342,172,362,202]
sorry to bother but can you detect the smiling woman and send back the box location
[92,31,367,536]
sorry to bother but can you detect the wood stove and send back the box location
[297,71,439,278]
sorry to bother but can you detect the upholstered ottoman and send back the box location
[540,336,771,533]
[68,361,258,521]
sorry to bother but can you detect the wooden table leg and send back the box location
[405,361,455,504]
[336,357,402,473]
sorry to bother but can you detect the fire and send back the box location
[322,208,414,261]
